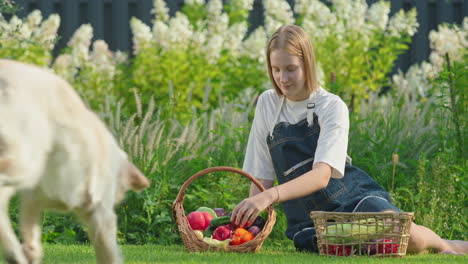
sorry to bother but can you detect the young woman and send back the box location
[230,25,467,254]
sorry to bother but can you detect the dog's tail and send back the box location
[127,162,150,192]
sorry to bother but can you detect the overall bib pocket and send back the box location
[285,160,346,212]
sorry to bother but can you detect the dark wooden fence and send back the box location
[9,0,468,72]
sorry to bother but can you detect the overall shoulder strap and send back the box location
[269,96,285,138]
[306,91,318,127]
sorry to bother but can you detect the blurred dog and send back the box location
[0,59,150,264]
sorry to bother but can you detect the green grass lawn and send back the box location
[11,242,464,264]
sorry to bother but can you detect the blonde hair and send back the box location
[266,25,318,95]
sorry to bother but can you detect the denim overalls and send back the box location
[266,94,399,252]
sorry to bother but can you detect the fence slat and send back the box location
[38,1,54,18]
[412,0,430,64]
[390,0,403,14]
[111,0,129,51]
[62,0,79,44]
[13,0,30,17]
[248,0,264,34]
[139,0,153,25]
[465,0,468,22]
[437,0,453,24]
[89,0,105,42]
[165,0,184,16]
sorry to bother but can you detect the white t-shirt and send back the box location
[243,87,350,181]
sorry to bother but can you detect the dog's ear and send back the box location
[125,162,150,192]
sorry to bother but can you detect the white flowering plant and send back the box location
[1,0,421,116]
[0,9,60,66]
[293,0,419,110]
[128,0,421,113]
[390,17,467,103]
[0,3,125,109]
[124,0,265,119]
[51,23,129,110]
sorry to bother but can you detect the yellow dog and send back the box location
[0,59,150,264]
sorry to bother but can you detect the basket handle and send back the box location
[173,166,267,206]
[172,166,276,252]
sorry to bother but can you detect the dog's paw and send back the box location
[22,244,43,264]
[5,254,28,264]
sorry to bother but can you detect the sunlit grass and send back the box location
[30,243,467,264]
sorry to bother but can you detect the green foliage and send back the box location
[410,153,466,240]
[348,54,467,241]
[400,55,468,240]
[122,46,265,122]
[319,32,411,111]
[0,0,20,14]
[0,10,55,65]
[224,1,251,25]
[71,64,117,110]
[181,3,207,29]
[0,35,53,66]
[348,92,438,192]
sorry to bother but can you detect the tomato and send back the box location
[362,239,399,255]
[187,211,214,231]
[376,239,399,254]
[200,212,214,229]
[322,245,354,256]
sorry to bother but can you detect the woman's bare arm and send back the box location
[249,179,274,197]
[232,162,332,227]
[274,162,331,203]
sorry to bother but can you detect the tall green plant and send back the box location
[433,55,466,160]
[348,90,439,191]
[348,76,466,241]
[406,153,466,240]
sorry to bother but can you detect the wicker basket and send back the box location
[172,166,276,253]
[310,211,414,257]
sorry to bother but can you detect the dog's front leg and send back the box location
[0,187,28,264]
[80,206,123,264]
[20,192,43,264]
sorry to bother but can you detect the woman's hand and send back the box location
[231,188,276,228]
[230,163,332,227]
